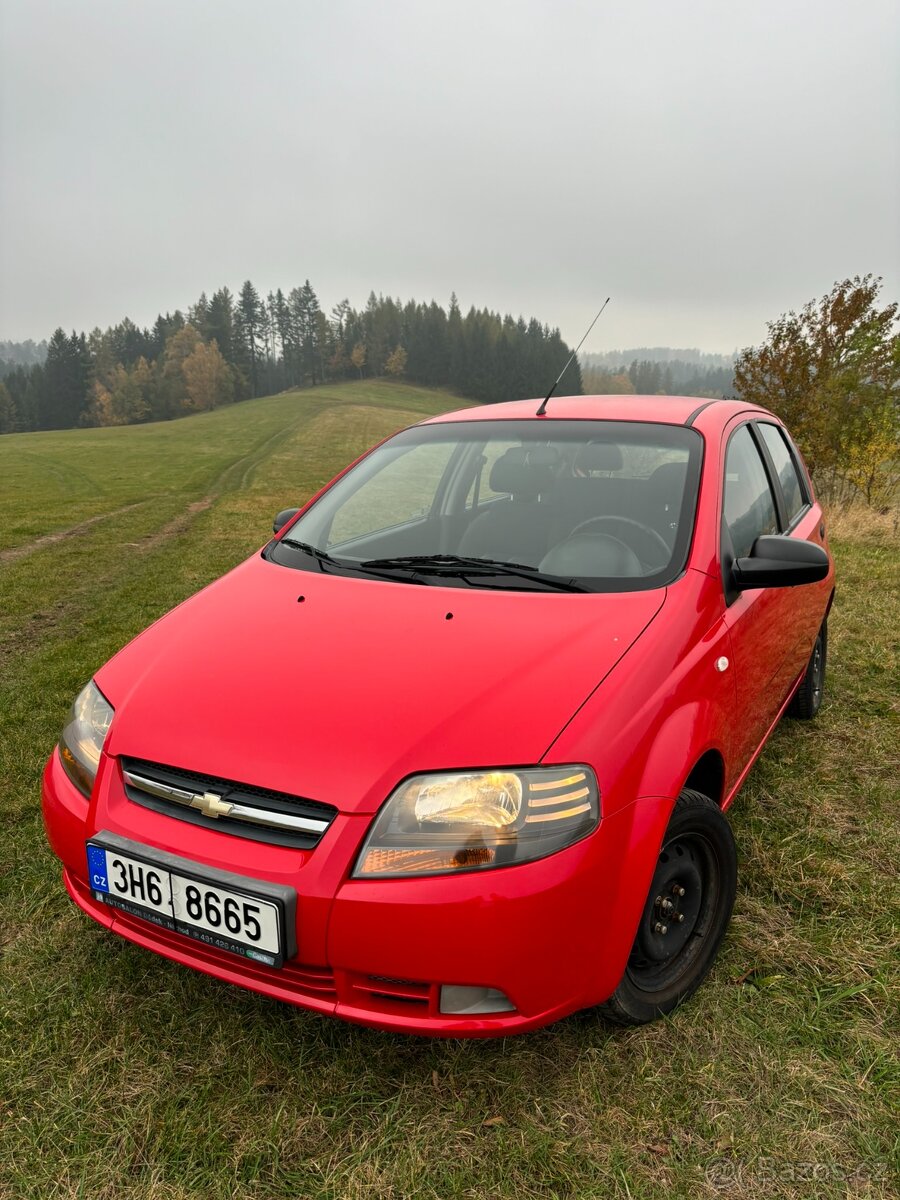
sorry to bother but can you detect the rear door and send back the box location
[754,420,830,673]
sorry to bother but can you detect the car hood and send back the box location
[99,553,665,813]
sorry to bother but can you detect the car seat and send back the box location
[458,446,559,565]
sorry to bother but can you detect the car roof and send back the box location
[423,394,776,431]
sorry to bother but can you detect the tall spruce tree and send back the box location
[207,288,235,365]
[290,281,322,386]
[264,291,278,372]
[235,281,265,396]
[42,329,88,428]
[447,293,464,390]
[189,292,211,339]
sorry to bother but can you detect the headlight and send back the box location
[353,766,599,878]
[59,681,114,797]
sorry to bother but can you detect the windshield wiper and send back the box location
[279,538,341,571]
[278,538,428,585]
[359,554,588,592]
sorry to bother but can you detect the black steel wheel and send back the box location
[787,620,827,720]
[598,789,737,1026]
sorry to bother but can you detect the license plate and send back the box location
[86,834,294,968]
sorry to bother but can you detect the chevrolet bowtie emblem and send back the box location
[190,791,234,819]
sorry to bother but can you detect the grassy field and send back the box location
[1,381,897,1200]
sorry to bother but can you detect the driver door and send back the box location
[720,422,800,773]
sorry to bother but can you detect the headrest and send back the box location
[489,446,559,498]
[646,461,688,504]
[574,442,624,473]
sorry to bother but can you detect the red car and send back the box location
[42,394,833,1035]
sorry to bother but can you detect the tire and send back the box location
[787,620,827,720]
[598,789,737,1026]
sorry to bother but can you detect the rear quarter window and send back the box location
[757,422,807,524]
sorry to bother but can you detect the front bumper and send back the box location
[42,749,671,1036]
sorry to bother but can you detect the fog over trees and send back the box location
[0,339,47,369]
[580,352,735,400]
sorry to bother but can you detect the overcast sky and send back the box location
[1,0,898,355]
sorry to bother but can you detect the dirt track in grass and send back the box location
[0,500,153,565]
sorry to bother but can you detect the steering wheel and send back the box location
[568,515,671,570]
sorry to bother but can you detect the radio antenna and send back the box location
[536,297,610,416]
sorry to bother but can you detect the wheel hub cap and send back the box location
[634,844,704,963]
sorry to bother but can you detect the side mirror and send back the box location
[273,507,300,534]
[733,534,829,590]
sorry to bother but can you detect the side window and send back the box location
[723,426,779,559]
[757,422,807,524]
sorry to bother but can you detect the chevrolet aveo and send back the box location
[42,394,834,1035]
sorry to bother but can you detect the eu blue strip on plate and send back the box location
[86,844,110,893]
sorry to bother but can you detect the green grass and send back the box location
[1,382,898,1200]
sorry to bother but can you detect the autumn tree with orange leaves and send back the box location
[734,276,899,506]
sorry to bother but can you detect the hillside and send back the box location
[1,379,463,662]
[2,380,460,551]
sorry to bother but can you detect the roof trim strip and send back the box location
[684,399,720,427]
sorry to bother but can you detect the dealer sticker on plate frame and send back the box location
[85,832,296,968]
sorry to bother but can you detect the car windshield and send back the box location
[268,419,703,592]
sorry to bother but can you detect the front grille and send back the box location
[121,757,337,849]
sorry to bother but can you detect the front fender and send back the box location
[583,793,677,1003]
[546,575,736,817]
[633,702,727,803]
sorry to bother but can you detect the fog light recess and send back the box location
[439,985,515,1015]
